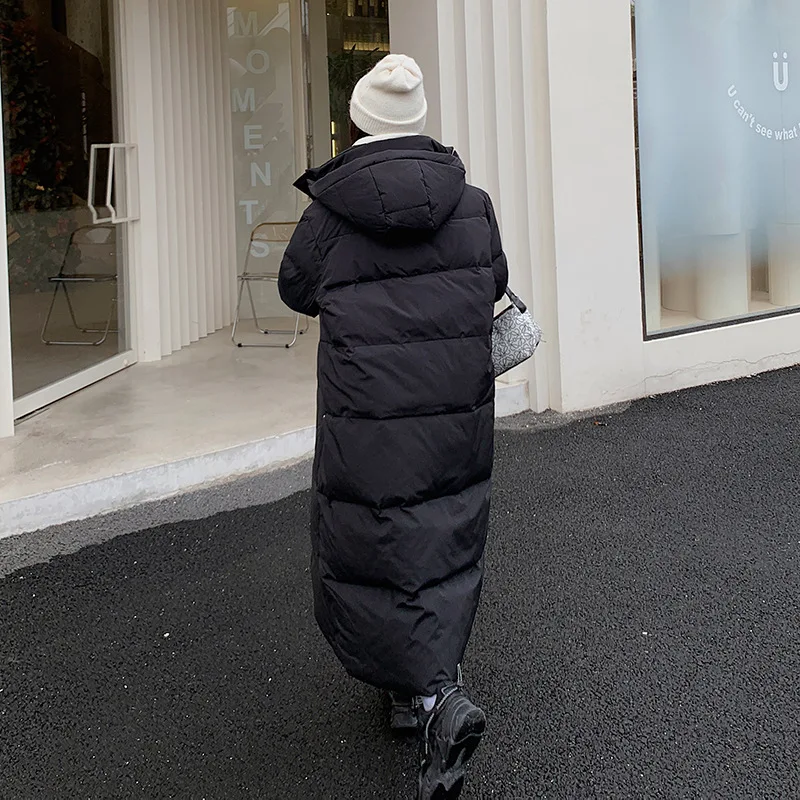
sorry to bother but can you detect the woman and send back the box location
[278,54,508,800]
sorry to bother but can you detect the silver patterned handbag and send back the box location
[492,288,542,377]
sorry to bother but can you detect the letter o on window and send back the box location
[246,50,270,74]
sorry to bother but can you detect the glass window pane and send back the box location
[634,0,800,334]
[1,0,127,400]
[325,0,389,156]
[227,0,301,281]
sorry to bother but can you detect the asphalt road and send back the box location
[1,369,799,799]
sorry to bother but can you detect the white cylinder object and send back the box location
[642,213,662,331]
[695,233,750,321]
[660,235,696,313]
[768,223,800,306]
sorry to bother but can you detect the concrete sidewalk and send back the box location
[1,369,799,798]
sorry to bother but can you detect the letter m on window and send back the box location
[228,10,258,37]
[233,88,256,113]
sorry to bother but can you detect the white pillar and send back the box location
[642,217,662,330]
[768,223,800,304]
[120,0,164,361]
[695,233,750,320]
[660,236,695,314]
[545,0,644,410]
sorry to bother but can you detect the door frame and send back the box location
[0,0,138,431]
[0,106,12,435]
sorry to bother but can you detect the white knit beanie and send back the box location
[349,54,428,137]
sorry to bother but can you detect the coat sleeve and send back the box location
[278,212,322,318]
[484,194,509,303]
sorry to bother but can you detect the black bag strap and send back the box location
[505,287,527,314]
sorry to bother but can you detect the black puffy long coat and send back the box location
[278,136,508,697]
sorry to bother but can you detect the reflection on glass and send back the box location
[1,0,124,400]
[326,0,389,156]
[634,0,800,334]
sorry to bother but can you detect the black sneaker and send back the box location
[417,685,486,800]
[389,692,421,733]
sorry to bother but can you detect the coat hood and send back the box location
[294,136,466,233]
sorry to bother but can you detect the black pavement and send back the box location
[2,369,800,799]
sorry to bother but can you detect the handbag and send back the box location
[492,287,542,377]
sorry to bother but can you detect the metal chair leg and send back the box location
[246,279,306,337]
[62,283,118,335]
[284,313,301,349]
[42,283,118,346]
[246,279,269,334]
[92,297,116,346]
[40,283,62,344]
[233,276,308,348]
[231,277,247,345]
[63,283,83,330]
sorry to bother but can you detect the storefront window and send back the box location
[634,1,800,335]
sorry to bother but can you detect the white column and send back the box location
[545,0,644,410]
[660,236,696,314]
[149,0,178,354]
[215,0,238,324]
[119,0,164,361]
[768,224,800,304]
[695,234,750,320]
[492,0,559,410]
[191,3,213,334]
[202,0,225,330]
